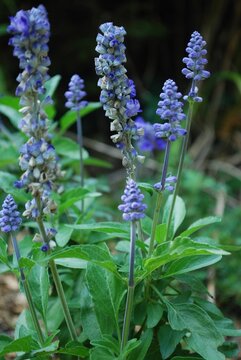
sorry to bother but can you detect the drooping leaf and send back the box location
[158,324,186,359]
[146,303,163,328]
[86,263,125,336]
[57,341,89,357]
[166,302,225,360]
[0,336,37,356]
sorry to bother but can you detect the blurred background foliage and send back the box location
[0,0,241,335]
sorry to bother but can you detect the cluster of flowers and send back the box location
[95,22,143,173]
[8,5,62,219]
[65,74,88,111]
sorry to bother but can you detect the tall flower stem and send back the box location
[35,197,78,341]
[10,233,45,345]
[121,221,136,351]
[76,111,84,211]
[148,140,171,257]
[165,100,194,241]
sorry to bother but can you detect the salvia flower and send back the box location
[65,75,88,111]
[8,5,62,219]
[95,22,142,173]
[135,117,166,152]
[0,195,22,232]
[153,79,186,142]
[182,31,210,102]
[8,5,50,97]
[118,179,147,221]
[154,175,177,193]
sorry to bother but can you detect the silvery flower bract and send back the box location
[118,179,147,221]
[0,195,22,232]
[65,75,88,111]
[95,22,141,145]
[153,79,186,142]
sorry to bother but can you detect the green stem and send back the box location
[35,202,78,341]
[48,259,77,341]
[148,192,163,257]
[10,233,45,345]
[121,221,136,351]
[165,100,194,241]
[76,111,84,212]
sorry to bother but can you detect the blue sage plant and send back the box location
[0,4,239,359]
[8,5,78,342]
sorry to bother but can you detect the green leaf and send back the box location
[156,223,167,244]
[91,335,120,355]
[163,195,186,240]
[141,216,153,236]
[0,171,29,202]
[166,302,225,360]
[47,297,64,331]
[55,224,73,247]
[55,258,87,268]
[86,263,125,335]
[0,104,21,128]
[180,216,221,237]
[53,136,88,160]
[59,102,101,133]
[45,75,61,97]
[0,238,8,266]
[0,335,12,352]
[158,324,185,359]
[138,182,154,196]
[28,264,49,322]
[84,157,112,168]
[49,244,120,275]
[0,336,36,356]
[143,237,228,278]
[58,187,100,214]
[15,341,59,359]
[146,303,163,328]
[90,347,116,360]
[127,329,153,360]
[58,341,89,357]
[68,221,129,234]
[171,357,202,360]
[123,338,141,357]
[163,255,222,278]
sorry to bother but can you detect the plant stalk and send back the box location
[35,198,78,341]
[165,100,194,241]
[10,233,45,345]
[121,221,136,351]
[148,140,171,257]
[77,111,84,212]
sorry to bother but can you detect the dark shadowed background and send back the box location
[0,0,240,155]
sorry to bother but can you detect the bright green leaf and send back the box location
[28,264,49,322]
[180,216,221,238]
[86,263,125,336]
[127,329,153,360]
[146,303,163,328]
[163,195,186,240]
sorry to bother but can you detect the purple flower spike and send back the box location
[118,179,147,221]
[65,75,88,112]
[0,195,22,232]
[153,79,186,142]
[154,175,177,193]
[182,31,210,102]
